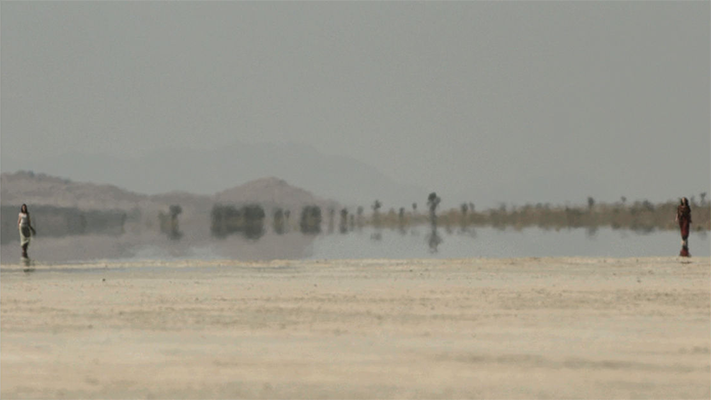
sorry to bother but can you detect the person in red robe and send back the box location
[676,197,692,257]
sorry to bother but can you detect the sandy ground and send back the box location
[1,257,709,399]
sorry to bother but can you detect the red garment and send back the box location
[677,205,691,240]
[677,204,692,257]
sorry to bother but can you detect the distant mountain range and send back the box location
[0,171,337,213]
[1,171,152,210]
[2,141,427,208]
[0,171,338,261]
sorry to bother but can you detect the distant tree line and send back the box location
[5,194,707,245]
[300,206,322,235]
[366,196,710,234]
[208,195,710,240]
[211,204,266,240]
[158,205,183,240]
[210,204,326,239]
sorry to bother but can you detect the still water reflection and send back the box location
[9,227,706,265]
[306,227,710,259]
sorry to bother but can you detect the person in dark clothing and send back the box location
[675,197,692,257]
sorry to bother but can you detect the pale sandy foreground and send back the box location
[1,257,709,399]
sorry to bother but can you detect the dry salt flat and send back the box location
[1,257,709,399]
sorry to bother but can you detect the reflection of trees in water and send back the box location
[427,225,443,253]
[159,205,183,240]
[426,192,443,252]
[273,208,286,235]
[327,208,335,234]
[370,200,383,241]
[427,192,440,225]
[459,203,469,233]
[444,219,453,235]
[211,204,265,240]
[371,200,382,228]
[339,209,349,234]
[241,205,266,240]
[300,206,322,235]
[398,208,406,235]
[356,206,364,231]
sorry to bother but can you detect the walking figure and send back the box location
[676,197,692,257]
[17,204,36,259]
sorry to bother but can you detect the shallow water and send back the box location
[2,227,708,265]
[119,227,711,261]
[306,227,711,259]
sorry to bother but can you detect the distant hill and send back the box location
[0,171,150,210]
[2,141,428,207]
[149,191,213,213]
[1,171,338,214]
[215,177,339,213]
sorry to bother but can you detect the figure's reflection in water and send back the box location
[22,257,35,273]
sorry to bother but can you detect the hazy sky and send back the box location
[2,1,709,207]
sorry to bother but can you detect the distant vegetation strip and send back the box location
[368,198,710,233]
[2,197,708,244]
